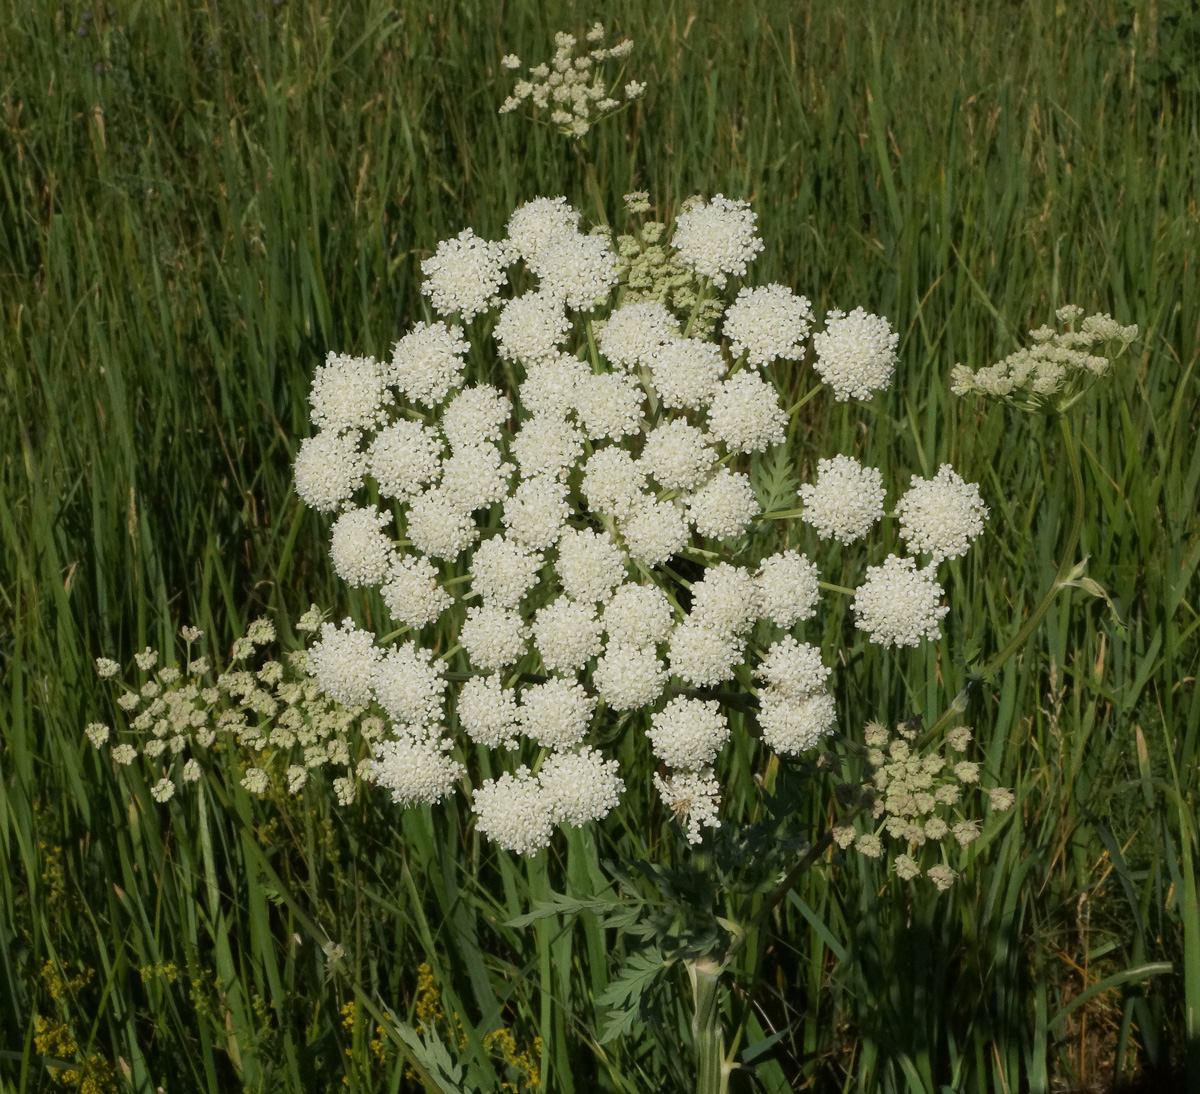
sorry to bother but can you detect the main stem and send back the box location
[689,957,729,1094]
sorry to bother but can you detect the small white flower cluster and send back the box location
[87,611,387,806]
[832,721,1014,888]
[812,307,899,401]
[499,25,642,139]
[950,306,1138,408]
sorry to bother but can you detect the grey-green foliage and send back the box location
[1,0,1198,1091]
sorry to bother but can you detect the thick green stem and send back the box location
[689,957,729,1094]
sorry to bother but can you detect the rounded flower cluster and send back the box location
[896,465,988,562]
[812,307,899,401]
[852,555,950,647]
[799,455,885,543]
[671,195,765,288]
[723,284,814,365]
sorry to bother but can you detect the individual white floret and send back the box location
[812,307,899,401]
[367,729,463,807]
[654,768,721,843]
[95,657,121,679]
[670,194,764,288]
[556,528,627,603]
[367,420,443,500]
[532,597,603,673]
[707,370,786,453]
[689,562,760,637]
[574,371,644,439]
[755,550,820,626]
[307,619,380,706]
[456,673,521,748]
[503,477,571,550]
[687,469,760,539]
[511,415,585,480]
[648,697,729,772]
[582,447,649,519]
[592,645,667,710]
[896,464,988,562]
[308,352,390,433]
[460,605,529,670]
[640,420,715,491]
[440,385,511,451]
[381,555,453,628]
[535,232,619,310]
[518,677,596,747]
[473,766,555,855]
[519,354,589,418]
[723,284,814,366]
[85,722,110,747]
[597,301,679,368]
[470,535,543,608]
[389,321,470,407]
[539,747,624,827]
[406,488,478,560]
[603,583,675,647]
[619,499,690,566]
[374,643,447,727]
[507,197,582,269]
[755,637,831,699]
[420,228,510,321]
[329,505,395,588]
[439,442,513,511]
[852,555,949,647]
[798,455,885,543]
[757,688,836,755]
[669,621,744,686]
[494,291,571,365]
[150,777,176,803]
[293,430,365,513]
[650,338,727,410]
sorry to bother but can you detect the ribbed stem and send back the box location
[688,957,728,1094]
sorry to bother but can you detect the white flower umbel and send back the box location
[473,766,555,855]
[539,747,624,827]
[535,232,619,310]
[494,291,571,366]
[654,768,721,843]
[756,689,836,755]
[603,583,675,647]
[812,307,899,401]
[308,619,381,706]
[597,301,679,368]
[896,464,988,562]
[502,477,571,550]
[689,562,760,637]
[507,197,582,269]
[669,621,744,687]
[382,555,453,629]
[755,550,820,626]
[420,228,510,321]
[574,371,644,440]
[470,535,543,609]
[671,194,764,288]
[440,385,512,451]
[293,430,365,513]
[687,469,760,539]
[456,673,520,748]
[723,284,814,365]
[390,321,470,407]
[329,506,395,588]
[439,443,513,511]
[649,338,727,410]
[582,447,649,519]
[619,499,690,566]
[556,528,627,603]
[517,677,595,748]
[512,415,585,480]
[799,455,885,543]
[592,645,667,710]
[460,605,529,671]
[367,420,443,500]
[648,697,729,772]
[707,370,787,453]
[532,596,604,673]
[853,555,949,647]
[641,420,715,491]
[374,644,447,728]
[755,637,831,699]
[406,488,478,561]
[520,354,589,418]
[308,352,391,433]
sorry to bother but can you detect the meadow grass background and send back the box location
[1,0,1199,1090]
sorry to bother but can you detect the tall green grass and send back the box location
[1,0,1197,1090]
